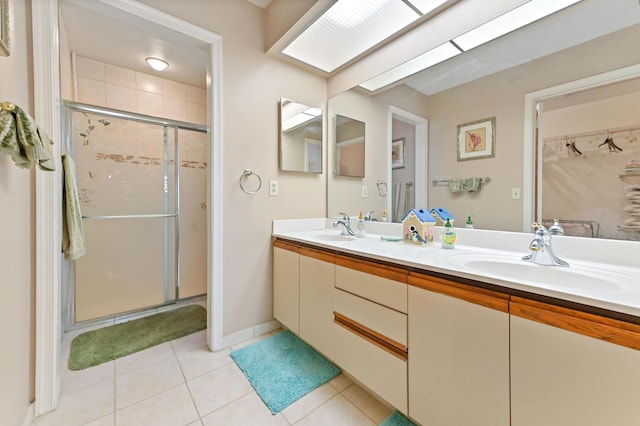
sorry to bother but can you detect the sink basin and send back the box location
[313,234,356,242]
[447,254,624,292]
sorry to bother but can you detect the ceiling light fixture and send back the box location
[282,0,421,73]
[145,57,169,71]
[452,0,582,51]
[359,41,461,92]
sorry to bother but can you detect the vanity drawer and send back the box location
[334,259,407,313]
[334,323,408,414]
[334,288,407,345]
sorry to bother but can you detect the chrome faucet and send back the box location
[522,222,569,267]
[333,212,356,236]
[364,210,376,221]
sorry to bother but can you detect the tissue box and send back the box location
[430,208,455,226]
[402,209,436,246]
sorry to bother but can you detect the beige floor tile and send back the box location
[201,393,289,426]
[230,331,276,351]
[62,361,114,393]
[177,345,233,380]
[171,330,207,355]
[116,357,184,409]
[329,373,354,392]
[32,380,114,426]
[115,384,199,426]
[188,363,253,417]
[295,395,375,426]
[84,413,115,426]
[281,383,338,424]
[115,342,177,376]
[341,384,393,424]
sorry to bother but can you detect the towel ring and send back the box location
[376,180,388,197]
[239,169,262,194]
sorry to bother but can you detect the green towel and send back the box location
[0,102,55,171]
[62,153,86,260]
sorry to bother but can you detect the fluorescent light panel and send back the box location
[359,42,461,91]
[282,0,420,73]
[453,0,582,51]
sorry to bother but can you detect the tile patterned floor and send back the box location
[33,324,393,425]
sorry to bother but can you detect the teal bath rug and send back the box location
[230,330,341,414]
[380,411,417,426]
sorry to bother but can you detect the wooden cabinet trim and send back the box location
[273,238,300,253]
[334,312,408,361]
[299,246,335,263]
[408,272,509,313]
[511,297,640,351]
[335,254,407,283]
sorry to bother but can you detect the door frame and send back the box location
[32,0,224,415]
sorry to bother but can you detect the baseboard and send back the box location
[22,403,34,426]
[221,319,281,348]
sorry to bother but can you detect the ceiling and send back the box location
[60,0,640,102]
[60,0,209,87]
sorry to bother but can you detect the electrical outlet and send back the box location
[362,186,368,197]
[511,188,521,200]
[269,180,278,196]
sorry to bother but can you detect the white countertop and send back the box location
[273,218,640,319]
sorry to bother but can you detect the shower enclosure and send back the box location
[63,101,208,327]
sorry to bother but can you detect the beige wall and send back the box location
[0,1,36,425]
[425,24,640,232]
[137,0,327,336]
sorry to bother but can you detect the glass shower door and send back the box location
[72,111,179,322]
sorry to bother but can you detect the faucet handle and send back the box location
[338,212,350,221]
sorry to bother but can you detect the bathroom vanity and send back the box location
[272,219,640,426]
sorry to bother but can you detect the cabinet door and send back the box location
[299,247,335,360]
[511,298,640,426]
[408,275,510,426]
[273,240,299,334]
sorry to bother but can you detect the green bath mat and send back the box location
[230,330,341,414]
[380,411,416,426]
[68,304,206,370]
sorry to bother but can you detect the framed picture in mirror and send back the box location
[457,116,496,161]
[0,0,9,56]
[391,138,405,169]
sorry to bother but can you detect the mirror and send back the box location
[326,7,640,239]
[279,98,323,174]
[335,114,365,178]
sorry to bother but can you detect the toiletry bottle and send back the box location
[441,218,456,249]
[465,215,474,229]
[381,210,388,222]
[357,211,366,237]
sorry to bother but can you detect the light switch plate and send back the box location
[362,186,368,197]
[269,180,278,196]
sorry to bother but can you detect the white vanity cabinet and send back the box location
[407,273,511,426]
[298,246,335,360]
[510,297,640,426]
[333,254,409,414]
[273,239,300,334]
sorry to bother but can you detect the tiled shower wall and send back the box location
[74,55,206,125]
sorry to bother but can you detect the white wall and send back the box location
[0,1,36,424]
[137,0,327,337]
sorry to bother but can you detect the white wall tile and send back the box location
[76,56,105,81]
[136,72,163,94]
[163,79,187,100]
[136,90,163,117]
[106,83,136,112]
[105,64,136,88]
[77,76,106,106]
[163,97,187,122]
[187,102,206,125]
[187,85,206,105]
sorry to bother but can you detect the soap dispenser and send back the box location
[441,218,456,249]
[381,210,388,222]
[357,211,366,237]
[465,215,474,229]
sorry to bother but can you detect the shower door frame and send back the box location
[62,101,208,329]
